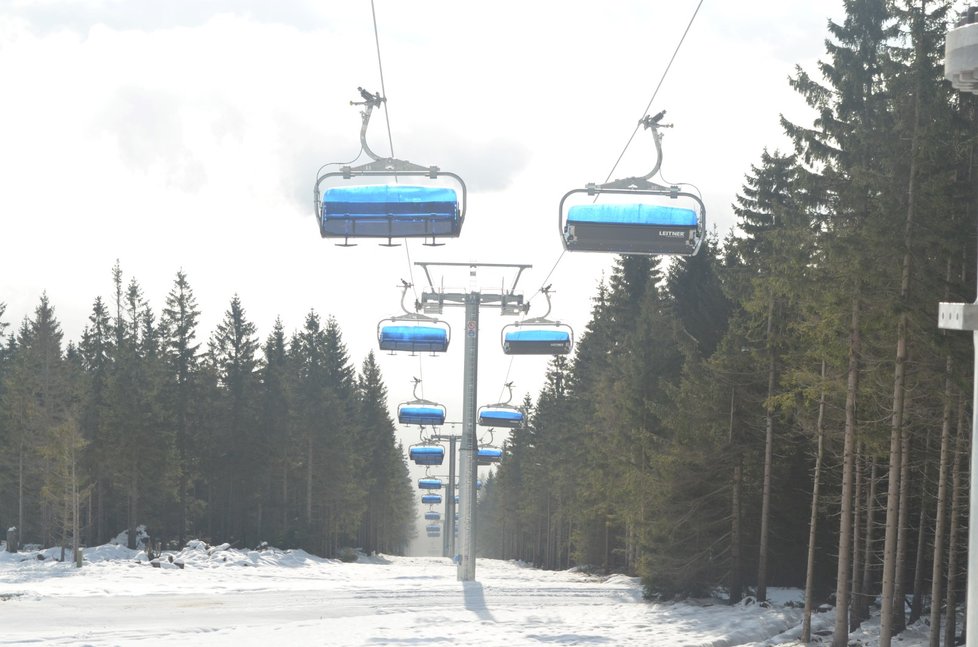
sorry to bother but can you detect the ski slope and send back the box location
[0,542,929,646]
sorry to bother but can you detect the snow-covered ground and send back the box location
[0,541,932,646]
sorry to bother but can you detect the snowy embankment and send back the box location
[0,541,928,646]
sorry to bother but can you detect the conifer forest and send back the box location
[2,1,978,645]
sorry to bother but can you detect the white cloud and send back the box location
[1,0,845,418]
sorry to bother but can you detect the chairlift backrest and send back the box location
[501,322,573,355]
[378,320,450,354]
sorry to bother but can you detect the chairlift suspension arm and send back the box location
[351,88,386,163]
[636,110,671,182]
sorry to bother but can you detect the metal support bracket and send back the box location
[937,302,978,331]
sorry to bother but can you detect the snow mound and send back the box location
[110,525,150,548]
[170,540,333,569]
[83,544,141,562]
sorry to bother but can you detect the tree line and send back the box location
[478,2,975,645]
[0,262,416,559]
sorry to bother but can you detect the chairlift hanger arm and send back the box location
[591,110,674,193]
[351,87,386,162]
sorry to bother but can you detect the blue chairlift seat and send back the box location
[321,185,461,240]
[477,447,503,465]
[422,494,442,505]
[564,203,699,255]
[409,445,446,466]
[502,325,572,355]
[398,403,447,426]
[426,524,441,536]
[478,406,524,428]
[378,322,449,353]
[424,511,441,521]
[418,477,443,490]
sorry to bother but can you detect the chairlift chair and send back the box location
[424,511,441,521]
[378,281,451,354]
[315,88,467,246]
[478,382,525,428]
[477,447,503,465]
[409,444,446,466]
[397,377,447,426]
[559,111,706,256]
[425,524,441,537]
[501,287,573,356]
[478,406,525,428]
[418,477,444,490]
[476,428,503,466]
[399,403,446,426]
[421,493,442,505]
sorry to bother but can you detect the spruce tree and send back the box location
[159,270,202,544]
[2,295,68,544]
[206,294,261,545]
[260,319,292,543]
[77,297,113,544]
[782,2,895,641]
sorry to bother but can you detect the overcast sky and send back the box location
[0,1,845,460]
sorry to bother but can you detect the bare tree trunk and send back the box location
[305,436,313,524]
[802,360,827,642]
[18,444,24,542]
[758,297,776,604]
[883,12,922,639]
[73,457,81,568]
[851,443,864,632]
[929,357,955,647]
[85,488,92,547]
[944,394,966,647]
[282,461,288,537]
[60,480,69,562]
[832,296,861,647]
[858,459,878,622]
[730,387,743,604]
[127,459,138,550]
[893,415,913,634]
[96,478,104,545]
[910,427,933,624]
[880,324,908,646]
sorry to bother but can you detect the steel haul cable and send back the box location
[527,0,705,308]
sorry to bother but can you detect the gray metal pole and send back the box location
[445,434,457,558]
[969,331,978,645]
[457,292,480,581]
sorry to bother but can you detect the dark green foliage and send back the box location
[0,268,415,558]
[482,7,975,633]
